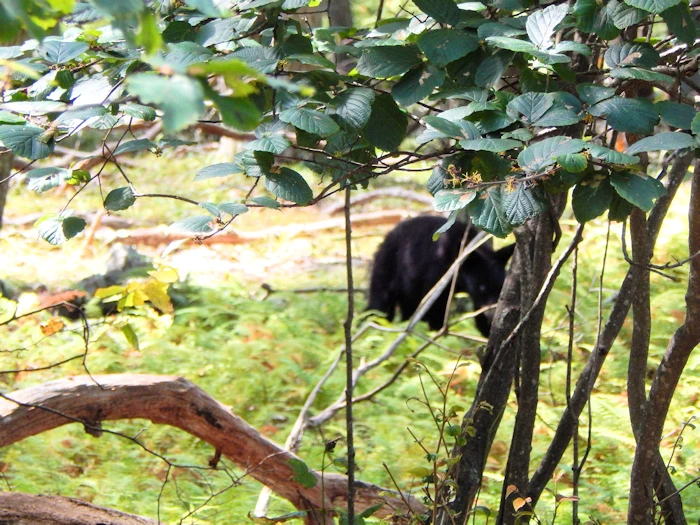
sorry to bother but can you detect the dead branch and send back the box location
[0,492,157,525]
[0,374,425,523]
[115,210,411,246]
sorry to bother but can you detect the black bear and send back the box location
[367,216,515,336]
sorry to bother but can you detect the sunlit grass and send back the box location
[1,155,699,523]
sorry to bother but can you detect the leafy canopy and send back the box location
[0,0,698,242]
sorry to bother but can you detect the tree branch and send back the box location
[0,375,425,523]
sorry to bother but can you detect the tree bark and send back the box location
[0,147,11,233]
[628,159,700,524]
[0,492,157,525]
[527,153,693,506]
[439,194,566,524]
[0,374,425,524]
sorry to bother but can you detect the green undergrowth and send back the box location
[2,181,700,523]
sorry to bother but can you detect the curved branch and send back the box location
[0,374,425,522]
[0,492,157,525]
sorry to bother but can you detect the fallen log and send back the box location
[0,492,157,525]
[0,374,425,524]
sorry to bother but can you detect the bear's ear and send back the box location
[494,243,516,264]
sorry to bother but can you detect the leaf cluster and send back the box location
[0,0,698,241]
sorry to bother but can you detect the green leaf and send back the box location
[218,202,249,216]
[412,0,462,24]
[199,202,221,217]
[184,0,225,16]
[104,187,136,211]
[330,88,376,130]
[572,176,614,223]
[392,64,445,106]
[517,137,586,173]
[608,0,648,28]
[356,45,422,78]
[692,113,700,135]
[37,215,86,245]
[609,192,635,221]
[234,150,274,178]
[55,106,108,124]
[121,323,140,350]
[459,138,521,152]
[231,45,279,74]
[624,0,682,13]
[424,115,468,138]
[478,22,527,39]
[473,151,513,180]
[162,42,214,71]
[244,136,291,154]
[419,29,480,67]
[37,39,88,64]
[526,3,568,50]
[162,20,196,43]
[605,42,659,68]
[287,53,336,69]
[209,93,261,131]
[589,97,658,135]
[656,101,696,130]
[249,196,281,209]
[485,36,538,54]
[127,74,205,133]
[195,18,246,47]
[468,186,512,238]
[573,0,619,39]
[608,67,674,84]
[113,139,155,156]
[502,180,548,226]
[26,167,72,192]
[475,51,512,89]
[279,107,340,137]
[365,93,407,151]
[0,111,27,124]
[552,40,592,56]
[265,168,313,205]
[288,458,317,489]
[534,106,582,127]
[170,216,216,234]
[576,83,616,105]
[91,0,143,16]
[0,125,53,159]
[610,170,665,211]
[122,104,157,121]
[586,144,639,165]
[556,153,588,173]
[195,162,243,181]
[661,3,696,45]
[507,92,554,123]
[625,132,696,154]
[137,10,163,55]
[434,189,477,212]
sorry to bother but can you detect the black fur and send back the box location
[368,216,515,336]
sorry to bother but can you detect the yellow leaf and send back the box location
[512,497,528,511]
[506,485,518,497]
[132,289,148,306]
[40,317,65,335]
[95,285,125,299]
[144,280,173,313]
[148,266,179,283]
